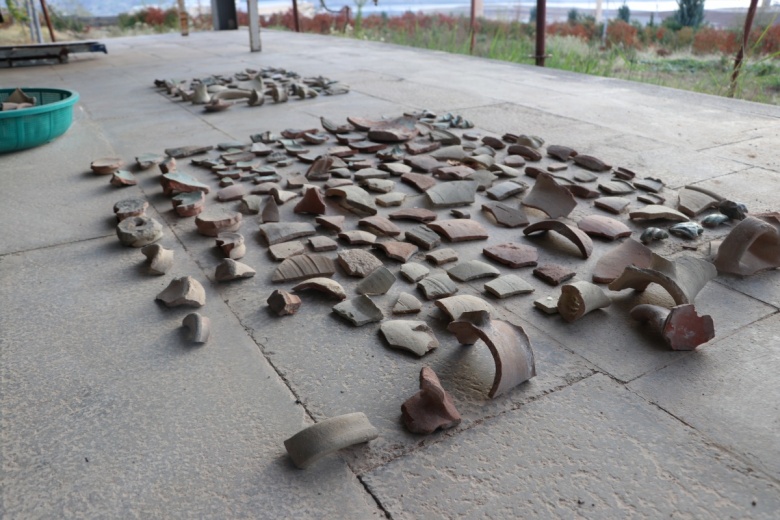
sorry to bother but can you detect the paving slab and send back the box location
[362,374,780,519]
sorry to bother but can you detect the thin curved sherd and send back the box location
[427,219,488,242]
[608,254,716,305]
[356,266,396,295]
[272,254,337,282]
[324,186,378,216]
[284,412,379,469]
[380,320,439,357]
[156,276,206,307]
[677,185,724,217]
[141,244,174,275]
[557,281,612,322]
[435,295,495,321]
[216,232,246,260]
[630,304,715,350]
[523,219,594,259]
[332,295,384,326]
[447,310,536,398]
[425,181,478,208]
[259,222,316,246]
[592,238,653,284]
[447,260,500,282]
[713,216,780,276]
[182,312,211,343]
[292,277,347,300]
[521,171,577,219]
[628,205,689,222]
[417,274,459,300]
[402,367,461,434]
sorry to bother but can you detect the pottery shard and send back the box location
[308,235,339,252]
[521,172,577,219]
[400,262,430,283]
[182,313,211,343]
[267,289,302,316]
[325,186,377,216]
[435,295,495,321]
[367,116,419,143]
[577,215,632,240]
[91,157,122,175]
[401,172,438,192]
[356,266,396,295]
[713,216,780,276]
[629,204,689,222]
[481,202,529,228]
[630,304,714,350]
[426,181,478,208]
[156,276,206,307]
[339,230,377,246]
[161,172,211,195]
[428,219,488,242]
[292,277,347,300]
[141,244,174,275]
[354,168,390,181]
[572,154,611,172]
[425,248,459,266]
[634,177,665,193]
[433,164,475,181]
[547,145,578,162]
[417,274,459,300]
[594,196,631,214]
[195,209,242,237]
[333,295,384,326]
[216,183,247,202]
[216,232,246,259]
[598,179,635,195]
[215,259,256,281]
[447,310,536,398]
[239,195,264,215]
[381,321,439,357]
[483,242,538,268]
[380,162,412,176]
[359,216,402,237]
[507,144,542,162]
[305,155,334,181]
[269,241,305,261]
[117,216,163,247]
[484,275,535,298]
[293,188,327,215]
[404,154,441,174]
[533,264,576,285]
[448,260,500,282]
[270,188,299,205]
[172,191,206,217]
[315,215,346,233]
[272,254,337,282]
[534,295,560,314]
[393,292,423,314]
[374,241,419,262]
[486,181,527,200]
[523,220,594,259]
[110,170,136,187]
[592,238,652,284]
[114,197,148,221]
[259,222,316,245]
[361,179,395,194]
[557,281,612,322]
[405,225,442,250]
[165,145,213,158]
[450,209,470,219]
[608,254,716,305]
[338,249,383,277]
[677,185,724,217]
[376,192,406,207]
[388,208,437,223]
[284,412,379,469]
[261,197,280,223]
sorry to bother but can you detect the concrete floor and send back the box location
[1,29,779,518]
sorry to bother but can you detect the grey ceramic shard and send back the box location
[534,295,560,314]
[380,320,439,357]
[259,222,316,245]
[337,249,383,277]
[156,276,206,307]
[215,259,256,281]
[114,197,148,221]
[523,220,594,259]
[608,254,717,305]
[356,266,396,295]
[678,185,724,217]
[182,313,211,343]
[141,244,174,275]
[325,185,378,216]
[484,275,535,298]
[417,274,459,300]
[308,235,338,252]
[591,238,653,284]
[425,181,478,208]
[117,216,163,247]
[332,295,384,326]
[486,181,527,201]
[435,295,495,321]
[521,171,577,219]
[481,202,529,228]
[557,281,612,322]
[268,241,305,261]
[425,248,458,266]
[393,292,423,314]
[272,254,337,282]
[447,260,500,282]
[284,412,379,469]
[376,192,406,207]
[405,225,442,250]
[400,262,430,282]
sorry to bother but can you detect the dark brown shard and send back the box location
[338,249,384,277]
[358,216,402,237]
[305,155,334,181]
[481,135,505,150]
[374,241,419,262]
[216,232,246,260]
[158,156,176,174]
[432,164,475,181]
[563,183,601,199]
[405,225,442,250]
[524,166,547,179]
[634,177,664,193]
[577,215,632,240]
[164,145,213,159]
[572,154,611,172]
[315,215,346,233]
[507,144,542,162]
[402,367,461,434]
[482,202,529,228]
[367,116,419,143]
[401,172,437,192]
[483,242,538,268]
[267,289,302,316]
[259,222,316,245]
[521,172,577,219]
[523,220,594,258]
[594,196,631,214]
[428,219,488,242]
[592,238,653,284]
[546,145,578,162]
[678,186,724,217]
[719,200,749,220]
[294,188,327,215]
[426,181,478,208]
[630,304,715,350]
[388,208,437,223]
[405,140,441,155]
[614,166,637,180]
[339,230,377,245]
[404,154,441,173]
[291,277,347,300]
[272,254,337,282]
[450,209,470,219]
[533,264,576,285]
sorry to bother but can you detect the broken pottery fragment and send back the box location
[514,134,545,149]
[269,241,305,261]
[547,163,568,173]
[114,197,148,221]
[339,230,377,246]
[521,172,577,219]
[215,259,256,281]
[533,264,576,286]
[292,277,346,300]
[630,304,715,350]
[557,281,612,322]
[640,227,669,244]
[380,321,439,357]
[447,260,500,282]
[293,188,327,215]
[259,222,316,246]
[447,310,536,398]
[573,171,597,183]
[629,204,689,222]
[546,145,578,162]
[195,209,241,237]
[216,184,247,202]
[428,219,488,242]
[450,209,470,219]
[484,275,535,299]
[388,208,437,223]
[402,367,461,434]
[486,181,527,201]
[669,221,704,240]
[354,168,390,181]
[677,186,724,217]
[701,213,730,228]
[594,196,631,214]
[523,220,594,259]
[356,266,396,295]
[161,172,210,195]
[417,274,459,300]
[401,172,438,192]
[367,116,419,142]
[637,193,665,205]
[270,188,299,205]
[577,215,632,240]
[719,200,748,221]
[592,238,652,284]
[425,248,458,266]
[358,216,402,237]
[324,186,377,216]
[379,162,412,176]
[534,295,560,314]
[315,215,345,233]
[117,216,163,247]
[462,154,494,170]
[141,244,174,275]
[713,216,780,276]
[91,157,122,175]
[156,276,206,307]
[400,262,430,283]
[634,177,665,193]
[333,295,384,326]
[483,242,538,268]
[405,225,442,250]
[374,241,419,262]
[305,155,334,181]
[614,166,637,180]
[435,295,495,321]
[182,313,210,344]
[337,249,383,277]
[239,195,263,215]
[598,179,635,195]
[308,235,338,252]
[110,170,137,187]
[608,254,716,305]
[164,145,213,159]
[481,202,529,228]
[267,289,302,316]
[507,144,542,162]
[261,197,280,223]
[572,154,611,172]
[361,178,395,194]
[272,254,337,282]
[216,232,245,259]
[433,164,475,181]
[490,163,521,178]
[376,192,406,207]
[406,140,441,155]
[284,412,379,469]
[393,292,423,314]
[426,180,478,208]
[171,191,206,217]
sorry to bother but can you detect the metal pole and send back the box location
[39,0,56,42]
[534,0,546,66]
[248,0,261,51]
[469,0,476,54]
[729,0,759,97]
[292,0,301,32]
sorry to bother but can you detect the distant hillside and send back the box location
[46,1,188,17]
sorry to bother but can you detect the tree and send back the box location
[529,6,536,24]
[674,0,705,28]
[567,8,580,24]
[617,2,630,23]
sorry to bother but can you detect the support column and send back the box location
[248,0,261,52]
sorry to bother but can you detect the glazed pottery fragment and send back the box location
[484,275,534,299]
[417,274,459,300]
[481,202,529,228]
[447,310,535,398]
[534,295,560,314]
[114,197,148,221]
[577,215,632,240]
[546,145,578,162]
[400,262,429,283]
[428,219,488,242]
[608,253,716,305]
[156,276,206,307]
[374,241,419,262]
[435,295,495,321]
[521,172,577,219]
[358,216,402,237]
[592,238,653,284]
[261,196,280,223]
[401,367,461,434]
[669,221,704,240]
[267,289,302,316]
[339,230,377,245]
[483,242,538,268]
[523,220,594,258]
[91,157,122,175]
[110,170,136,187]
[719,200,748,220]
[269,241,305,261]
[640,227,669,244]
[337,249,383,277]
[215,259,256,281]
[272,254,337,282]
[292,277,346,300]
[393,292,423,314]
[259,222,316,245]
[425,248,458,266]
[356,266,396,295]
[533,264,576,286]
[380,321,439,357]
[405,225,442,250]
[557,281,612,322]
[572,154,611,172]
[333,295,384,326]
[629,204,689,222]
[117,216,163,247]
[284,412,378,469]
[315,215,345,233]
[594,196,631,214]
[141,244,174,275]
[701,213,730,228]
[630,304,714,350]
[712,216,780,276]
[324,186,377,216]
[447,260,500,282]
[182,313,210,343]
